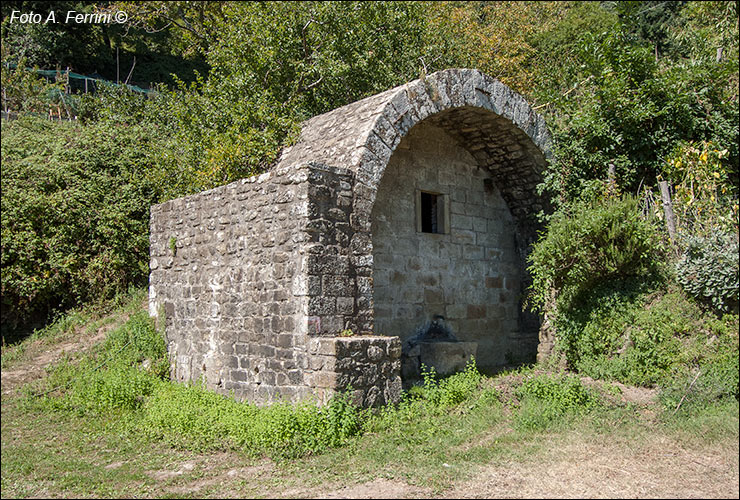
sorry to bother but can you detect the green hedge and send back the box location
[1,116,160,331]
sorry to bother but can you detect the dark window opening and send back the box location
[421,191,440,233]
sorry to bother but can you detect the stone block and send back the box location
[486,276,503,288]
[418,342,477,376]
[367,345,385,362]
[312,371,339,388]
[467,305,486,319]
[424,288,445,304]
[336,297,354,315]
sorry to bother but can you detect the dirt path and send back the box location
[279,436,738,499]
[1,312,132,395]
[440,437,739,499]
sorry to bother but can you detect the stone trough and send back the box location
[401,315,478,383]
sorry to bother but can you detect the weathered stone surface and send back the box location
[150,69,551,407]
[305,336,402,407]
[418,341,478,376]
[371,122,538,372]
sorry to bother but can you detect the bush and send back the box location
[536,16,739,207]
[675,232,739,313]
[561,284,685,386]
[527,195,664,314]
[1,116,160,332]
[554,277,739,389]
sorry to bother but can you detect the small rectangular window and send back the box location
[417,190,448,234]
[421,192,439,233]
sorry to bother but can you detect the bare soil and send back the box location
[138,433,738,500]
[440,436,738,499]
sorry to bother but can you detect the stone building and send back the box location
[149,68,551,407]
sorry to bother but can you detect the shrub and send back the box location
[1,116,160,332]
[528,195,664,314]
[561,283,685,386]
[675,232,739,313]
[662,141,739,237]
[555,278,739,389]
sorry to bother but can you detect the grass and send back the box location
[1,287,147,370]
[1,291,738,498]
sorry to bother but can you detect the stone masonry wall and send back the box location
[149,165,313,403]
[149,70,550,406]
[303,166,367,335]
[372,122,535,372]
[150,162,403,406]
[306,336,402,407]
[277,69,551,349]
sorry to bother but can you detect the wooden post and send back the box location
[607,162,616,197]
[124,56,136,85]
[659,180,677,240]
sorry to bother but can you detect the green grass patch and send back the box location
[513,371,603,431]
[4,297,738,497]
[1,287,147,370]
[23,306,363,460]
[141,382,362,458]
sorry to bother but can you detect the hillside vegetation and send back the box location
[1,291,737,497]
[1,2,738,496]
[2,0,738,408]
[2,1,737,335]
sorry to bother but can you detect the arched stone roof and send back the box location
[277,68,552,234]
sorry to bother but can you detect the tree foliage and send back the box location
[1,0,738,336]
[1,0,207,88]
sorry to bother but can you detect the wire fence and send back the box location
[2,63,155,122]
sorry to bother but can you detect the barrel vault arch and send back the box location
[150,68,553,406]
[277,68,552,342]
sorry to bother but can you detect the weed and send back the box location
[140,382,362,458]
[513,373,602,431]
